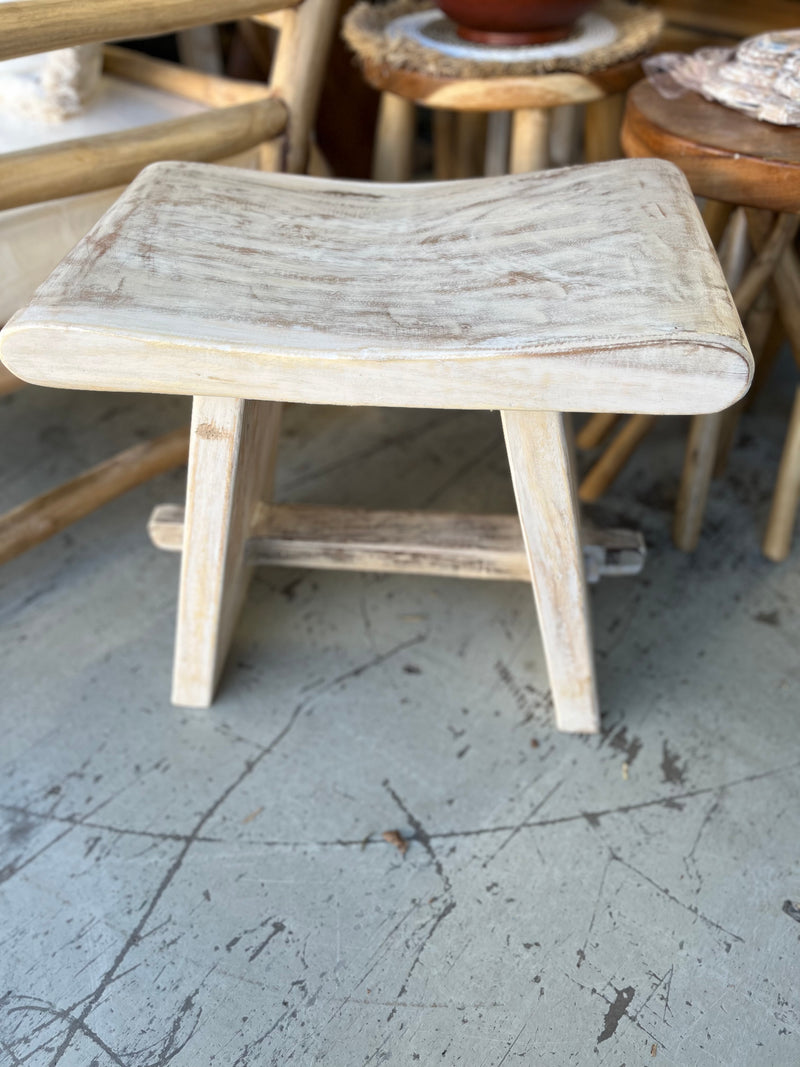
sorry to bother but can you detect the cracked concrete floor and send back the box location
[1,372,799,1066]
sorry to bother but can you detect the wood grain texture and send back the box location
[0,99,288,212]
[0,0,300,62]
[1,158,751,416]
[502,410,599,734]
[746,209,800,374]
[172,396,282,707]
[259,0,340,175]
[622,80,800,213]
[148,502,647,583]
[102,44,273,108]
[0,426,189,567]
[359,57,643,111]
[0,52,268,324]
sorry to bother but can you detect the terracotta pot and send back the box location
[435,0,597,45]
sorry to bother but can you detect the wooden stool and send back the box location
[581,80,800,553]
[343,1,664,178]
[0,158,750,733]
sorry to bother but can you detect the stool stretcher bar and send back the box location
[147,502,646,585]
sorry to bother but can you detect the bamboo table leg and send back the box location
[714,287,776,477]
[509,107,550,174]
[674,212,799,552]
[502,409,599,734]
[763,386,800,562]
[579,414,657,503]
[372,91,415,182]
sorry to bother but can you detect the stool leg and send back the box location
[501,410,600,734]
[713,287,776,478]
[172,395,282,707]
[579,414,657,503]
[372,92,415,182]
[509,108,550,173]
[674,212,797,551]
[673,412,723,553]
[763,386,800,562]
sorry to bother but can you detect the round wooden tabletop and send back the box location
[622,79,800,213]
[360,55,643,111]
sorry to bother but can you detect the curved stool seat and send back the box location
[0,156,751,733]
[2,158,749,413]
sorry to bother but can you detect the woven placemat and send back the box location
[343,0,663,78]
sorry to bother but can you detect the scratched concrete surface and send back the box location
[1,374,799,1067]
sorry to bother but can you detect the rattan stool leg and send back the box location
[501,409,599,734]
[172,395,282,707]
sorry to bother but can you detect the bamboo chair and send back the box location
[0,0,337,566]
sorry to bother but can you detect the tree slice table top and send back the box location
[345,0,662,110]
[622,78,800,212]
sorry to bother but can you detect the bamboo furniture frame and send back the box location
[0,0,337,566]
[0,0,300,61]
[1,158,751,733]
[578,80,800,557]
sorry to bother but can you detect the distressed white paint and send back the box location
[1,157,751,414]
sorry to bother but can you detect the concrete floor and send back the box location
[1,374,799,1066]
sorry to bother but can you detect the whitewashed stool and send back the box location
[0,157,752,733]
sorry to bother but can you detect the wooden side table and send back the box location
[583,79,800,555]
[344,0,663,178]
